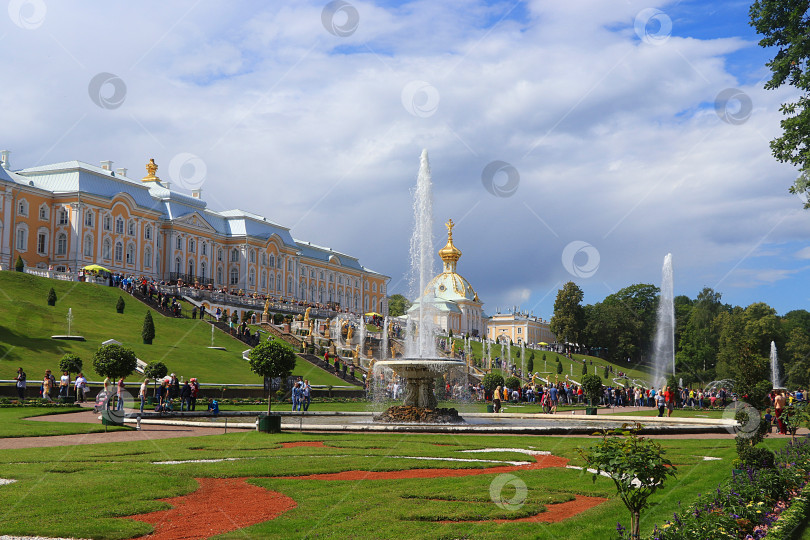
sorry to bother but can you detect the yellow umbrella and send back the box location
[365,312,382,317]
[83,264,111,273]
[538,342,548,346]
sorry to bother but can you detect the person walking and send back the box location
[493,385,502,413]
[15,367,26,400]
[291,381,301,411]
[139,378,149,413]
[116,378,126,411]
[59,371,70,399]
[302,380,312,411]
[189,378,199,411]
[74,372,87,403]
[42,370,53,402]
[656,389,666,417]
[180,380,192,412]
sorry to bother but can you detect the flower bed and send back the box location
[645,437,810,539]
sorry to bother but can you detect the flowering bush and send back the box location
[644,436,810,539]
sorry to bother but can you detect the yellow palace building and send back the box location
[0,151,388,314]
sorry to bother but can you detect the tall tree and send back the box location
[676,288,723,375]
[387,294,411,317]
[550,282,585,349]
[248,339,297,413]
[750,0,810,206]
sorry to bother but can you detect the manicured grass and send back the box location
[0,407,129,437]
[0,430,783,539]
[0,272,350,387]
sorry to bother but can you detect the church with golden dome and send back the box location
[407,219,486,337]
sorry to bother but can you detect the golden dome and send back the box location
[438,218,462,269]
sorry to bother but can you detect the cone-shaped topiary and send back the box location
[15,255,24,272]
[116,296,125,314]
[556,361,563,374]
[142,311,155,344]
[47,287,57,306]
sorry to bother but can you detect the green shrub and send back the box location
[737,445,775,469]
[481,373,504,393]
[14,255,23,272]
[116,296,125,314]
[556,361,563,374]
[504,376,521,390]
[142,311,155,344]
[47,287,57,306]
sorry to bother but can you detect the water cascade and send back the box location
[652,253,675,387]
[771,341,782,389]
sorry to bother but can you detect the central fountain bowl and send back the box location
[375,357,466,409]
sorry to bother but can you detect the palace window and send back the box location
[102,239,111,260]
[144,225,152,240]
[217,248,222,262]
[103,215,111,231]
[188,259,195,277]
[249,269,255,287]
[58,209,68,225]
[126,244,134,265]
[84,210,94,227]
[249,250,255,263]
[83,234,93,257]
[115,218,124,234]
[201,243,207,256]
[37,232,46,254]
[261,271,266,288]
[200,262,206,279]
[56,233,67,256]
[230,267,239,285]
[17,200,28,216]
[372,283,377,292]
[39,205,48,221]
[114,242,123,262]
[175,258,181,274]
[144,248,152,268]
[128,220,135,236]
[268,254,275,268]
[217,267,223,284]
[231,249,239,262]
[189,239,195,253]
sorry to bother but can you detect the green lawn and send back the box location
[0,272,349,387]
[0,407,129,437]
[0,429,777,539]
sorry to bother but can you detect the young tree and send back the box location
[581,373,603,406]
[47,287,57,306]
[92,344,137,381]
[581,362,587,376]
[116,296,125,314]
[14,255,23,272]
[580,429,677,538]
[504,376,521,391]
[750,0,810,206]
[527,354,534,374]
[481,373,505,395]
[248,339,297,413]
[142,311,155,344]
[387,294,412,317]
[58,354,82,397]
[144,361,168,396]
[603,365,609,379]
[556,361,563,375]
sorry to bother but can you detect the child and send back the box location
[764,408,774,432]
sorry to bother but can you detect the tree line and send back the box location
[550,281,810,389]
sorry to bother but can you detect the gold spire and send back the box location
[438,218,462,271]
[141,158,160,183]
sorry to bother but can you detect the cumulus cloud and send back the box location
[0,0,806,315]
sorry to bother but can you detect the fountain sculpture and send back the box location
[651,253,675,387]
[373,150,465,419]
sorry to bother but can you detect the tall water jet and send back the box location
[771,341,782,389]
[405,149,437,358]
[381,316,389,361]
[652,253,675,387]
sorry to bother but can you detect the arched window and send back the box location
[269,254,275,268]
[217,267,223,284]
[310,283,316,301]
[372,283,377,292]
[249,268,255,287]
[231,249,239,262]
[58,209,68,225]
[126,244,135,264]
[355,293,360,310]
[217,248,222,262]
[288,276,293,295]
[56,233,67,256]
[261,271,266,288]
[103,238,111,259]
[103,215,111,231]
[144,225,152,240]
[338,289,344,306]
[230,267,239,285]
[37,231,47,254]
[144,247,152,268]
[115,218,124,234]
[189,239,195,253]
[17,199,28,216]
[83,234,93,257]
[249,249,255,263]
[200,262,206,280]
[114,242,123,262]
[176,237,182,250]
[175,258,181,274]
[15,226,27,250]
[319,286,325,303]
[128,220,135,236]
[84,210,94,227]
[201,243,207,256]
[276,274,282,291]
[188,259,195,277]
[39,204,48,221]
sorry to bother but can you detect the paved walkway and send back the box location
[0,409,227,450]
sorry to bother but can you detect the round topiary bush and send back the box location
[504,376,521,390]
[481,373,505,394]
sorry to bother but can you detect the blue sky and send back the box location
[0,0,807,317]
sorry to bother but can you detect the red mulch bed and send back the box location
[440,495,607,524]
[280,441,327,448]
[129,477,296,540]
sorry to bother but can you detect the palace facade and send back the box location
[487,311,556,346]
[0,151,388,315]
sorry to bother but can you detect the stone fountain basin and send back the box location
[375,358,466,377]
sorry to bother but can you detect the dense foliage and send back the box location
[91,344,137,381]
